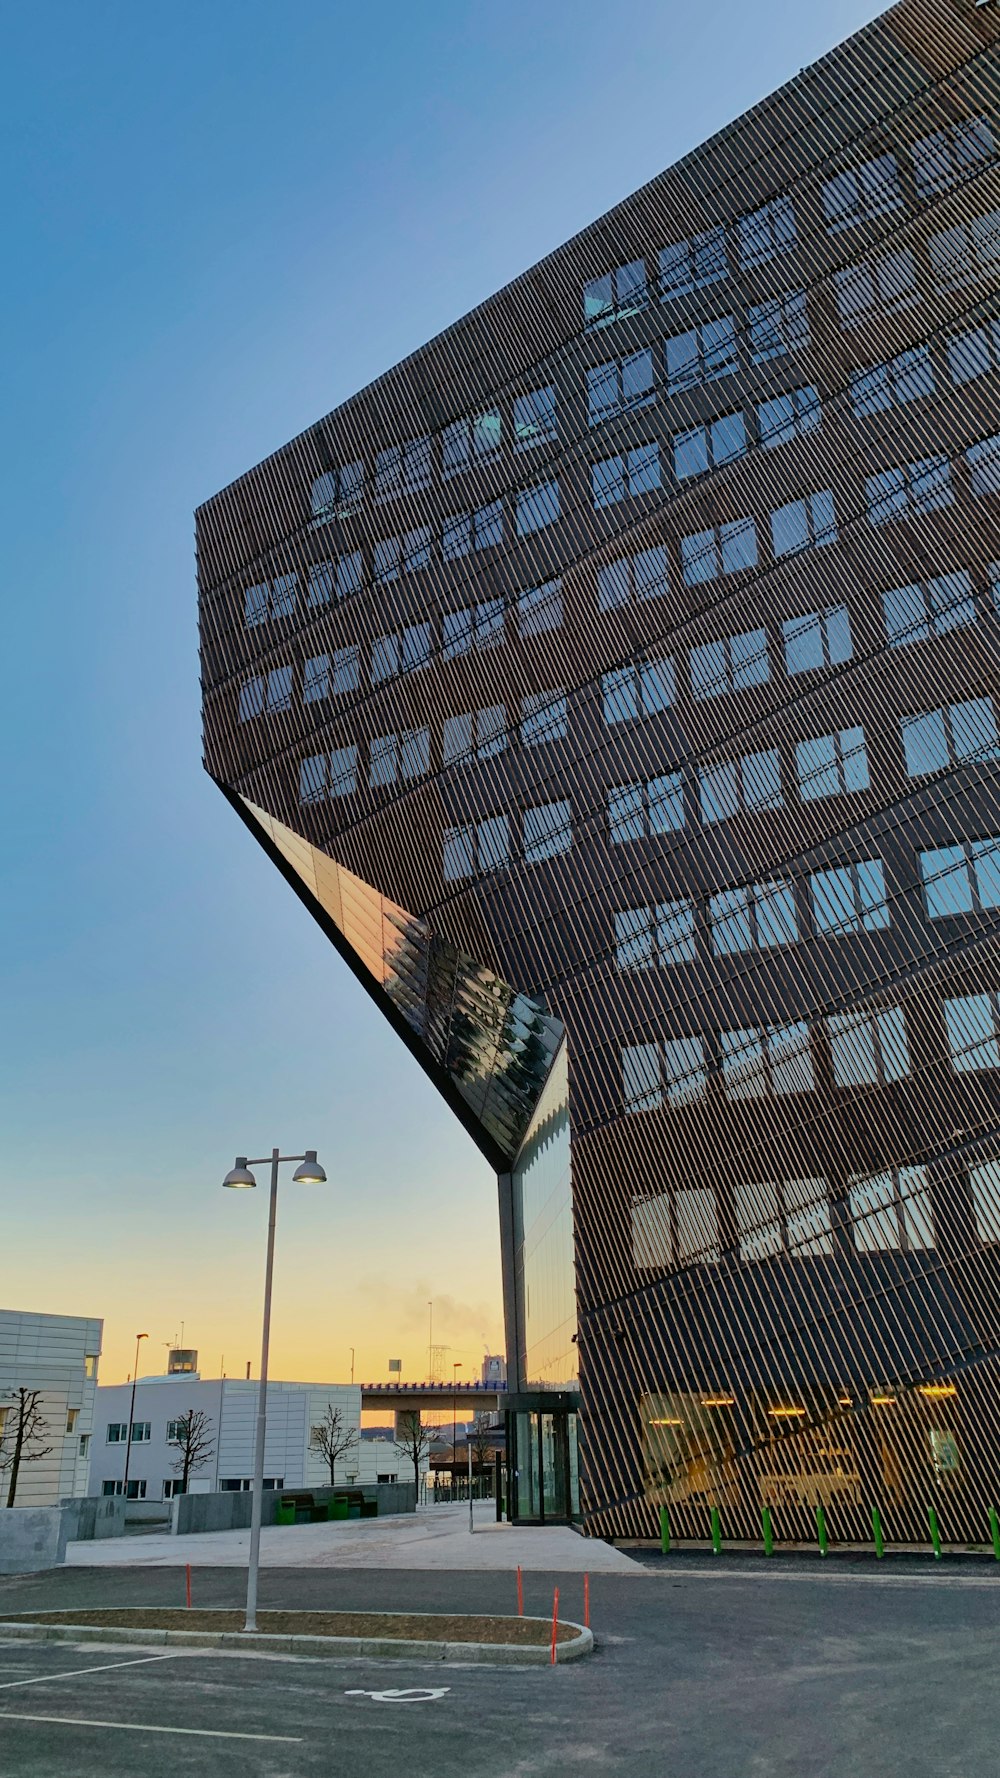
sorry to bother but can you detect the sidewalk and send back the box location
[66,1501,643,1571]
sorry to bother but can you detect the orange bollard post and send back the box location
[550,1586,560,1665]
[185,1564,192,1610]
[517,1564,524,1616]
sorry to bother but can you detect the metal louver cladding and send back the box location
[231,794,563,1167]
[200,0,1000,1540]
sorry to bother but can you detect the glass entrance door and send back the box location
[509,1407,579,1523]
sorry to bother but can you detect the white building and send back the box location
[0,1310,103,1506]
[88,1371,401,1502]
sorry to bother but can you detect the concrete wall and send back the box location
[59,1495,125,1542]
[0,1507,68,1574]
[0,1310,104,1507]
[171,1481,416,1535]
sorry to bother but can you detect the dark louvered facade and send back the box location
[199,0,1000,1541]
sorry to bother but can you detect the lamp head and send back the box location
[223,1157,257,1189]
[292,1150,326,1185]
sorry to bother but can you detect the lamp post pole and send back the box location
[452,1362,462,1497]
[122,1332,148,1504]
[222,1147,326,1634]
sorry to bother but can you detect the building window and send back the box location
[810,860,889,937]
[307,552,364,606]
[523,801,572,864]
[328,646,360,695]
[736,194,797,267]
[163,1478,184,1499]
[520,691,567,748]
[659,227,728,299]
[709,881,798,954]
[443,706,506,765]
[848,1167,934,1252]
[674,413,747,479]
[300,656,329,704]
[883,570,976,646]
[912,116,994,197]
[369,728,431,789]
[583,259,648,328]
[591,444,660,508]
[770,490,837,555]
[238,667,293,721]
[664,317,738,391]
[782,605,852,675]
[795,727,870,801]
[733,1177,833,1260]
[442,500,504,559]
[102,1480,122,1496]
[720,1022,815,1099]
[516,479,559,535]
[513,386,557,449]
[697,749,782,823]
[84,1356,99,1381]
[443,816,510,881]
[757,385,821,448]
[681,518,758,585]
[622,1038,707,1111]
[518,578,563,637]
[402,527,432,572]
[371,624,431,683]
[690,628,769,698]
[947,319,1000,385]
[310,463,363,520]
[166,1420,185,1442]
[834,250,919,325]
[828,1006,910,1086]
[442,410,502,474]
[299,746,358,804]
[586,350,654,424]
[130,1422,151,1443]
[608,775,685,843]
[632,1187,721,1265]
[602,658,675,725]
[747,290,810,362]
[443,599,504,658]
[944,993,1000,1073]
[374,436,432,501]
[865,457,954,525]
[822,154,904,231]
[928,211,1000,289]
[597,546,668,610]
[969,1160,1000,1243]
[106,1423,128,1443]
[851,346,935,415]
[615,900,696,971]
[901,697,1000,777]
[78,1434,90,1458]
[966,433,1000,497]
[920,837,1000,919]
[244,575,296,626]
[373,536,400,584]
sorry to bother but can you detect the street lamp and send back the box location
[453,1362,462,1496]
[223,1147,327,1632]
[122,1332,148,1504]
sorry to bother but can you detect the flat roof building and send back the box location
[0,1310,102,1507]
[198,0,1000,1540]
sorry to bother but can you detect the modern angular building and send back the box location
[199,0,1000,1541]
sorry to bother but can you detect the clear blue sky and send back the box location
[0,0,883,1385]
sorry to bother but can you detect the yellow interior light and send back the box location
[870,1393,896,1406]
[766,1405,807,1418]
[918,1383,958,1399]
[648,1417,683,1427]
[700,1395,736,1408]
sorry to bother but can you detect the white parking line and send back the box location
[0,1711,302,1742]
[0,1653,180,1690]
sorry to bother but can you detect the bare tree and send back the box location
[0,1389,54,1508]
[394,1410,433,1495]
[310,1403,358,1485]
[168,1409,215,1494]
[469,1417,495,1472]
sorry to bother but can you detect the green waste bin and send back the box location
[327,1499,349,1521]
[276,1500,296,1526]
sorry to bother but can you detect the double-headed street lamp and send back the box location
[223,1147,326,1633]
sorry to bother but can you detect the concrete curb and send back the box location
[0,1615,594,1666]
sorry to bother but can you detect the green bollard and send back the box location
[990,1508,1000,1563]
[816,1503,829,1557]
[761,1505,774,1557]
[710,1506,722,1556]
[928,1506,942,1560]
[872,1505,885,1559]
[660,1505,671,1555]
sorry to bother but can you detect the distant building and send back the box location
[88,1373,398,1501]
[0,1310,103,1506]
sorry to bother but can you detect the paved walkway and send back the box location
[66,1501,641,1571]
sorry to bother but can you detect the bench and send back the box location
[275,1490,378,1526]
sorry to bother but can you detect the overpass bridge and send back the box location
[360,1380,507,1415]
